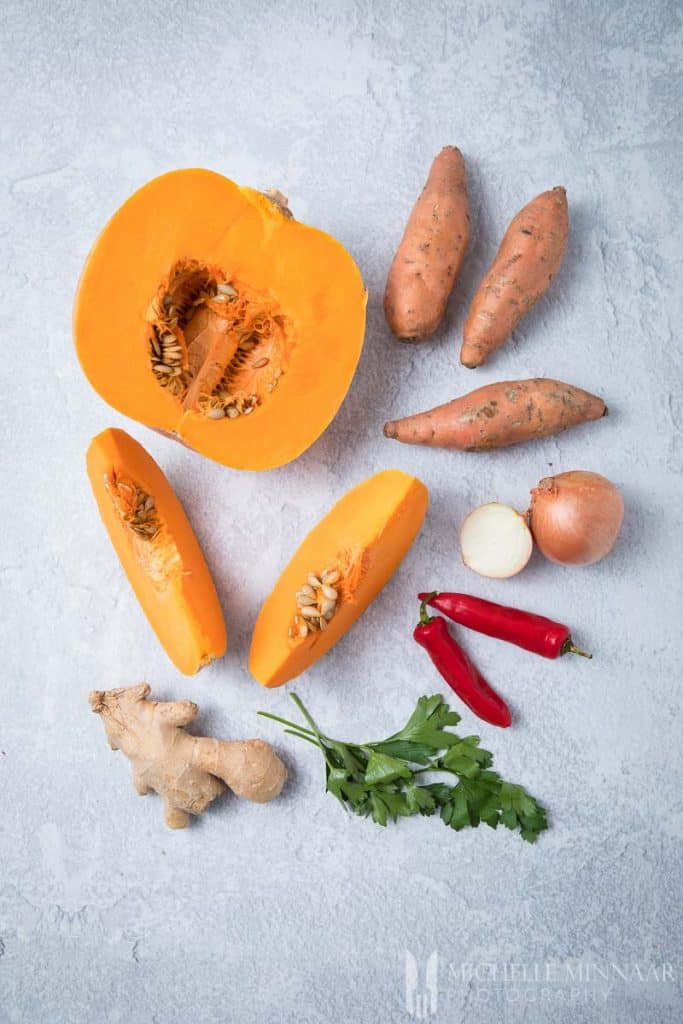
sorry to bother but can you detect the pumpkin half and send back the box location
[249,470,428,687]
[87,428,227,674]
[74,171,367,470]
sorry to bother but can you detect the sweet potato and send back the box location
[383,378,606,451]
[461,187,568,368]
[384,146,470,341]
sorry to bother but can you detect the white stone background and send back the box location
[1,1,682,1021]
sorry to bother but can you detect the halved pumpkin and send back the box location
[87,428,227,674]
[74,171,367,470]
[249,470,428,687]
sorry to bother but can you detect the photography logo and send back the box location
[405,950,439,1018]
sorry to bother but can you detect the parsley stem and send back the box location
[283,728,320,747]
[288,693,340,773]
[289,693,323,736]
[257,710,316,737]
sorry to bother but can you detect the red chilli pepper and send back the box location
[413,597,512,728]
[418,592,592,660]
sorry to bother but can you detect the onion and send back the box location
[529,470,623,566]
[460,502,533,579]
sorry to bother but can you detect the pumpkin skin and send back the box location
[86,428,227,674]
[249,470,428,687]
[74,171,367,470]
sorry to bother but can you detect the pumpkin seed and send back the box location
[207,408,226,420]
[298,622,309,638]
[289,566,344,640]
[252,357,269,369]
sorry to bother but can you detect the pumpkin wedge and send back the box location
[74,171,367,470]
[250,470,428,687]
[87,428,226,674]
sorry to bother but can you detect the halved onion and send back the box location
[460,502,533,579]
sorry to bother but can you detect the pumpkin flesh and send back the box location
[74,172,367,470]
[249,470,429,687]
[86,428,227,674]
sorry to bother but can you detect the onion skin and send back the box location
[529,471,624,566]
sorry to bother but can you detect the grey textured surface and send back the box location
[1,1,682,1021]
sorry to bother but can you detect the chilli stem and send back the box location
[419,591,438,625]
[562,639,593,659]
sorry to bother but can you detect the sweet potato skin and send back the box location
[461,187,568,368]
[384,146,470,341]
[383,378,606,450]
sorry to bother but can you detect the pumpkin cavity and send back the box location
[105,469,182,589]
[286,547,370,645]
[145,258,290,419]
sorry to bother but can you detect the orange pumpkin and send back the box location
[250,470,428,687]
[75,172,367,470]
[86,428,226,674]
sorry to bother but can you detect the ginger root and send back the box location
[90,683,287,828]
